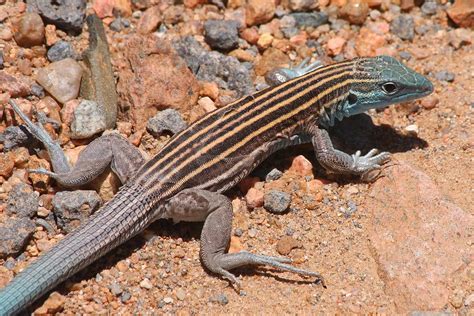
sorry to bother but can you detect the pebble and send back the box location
[434,70,455,82]
[421,96,439,110]
[109,282,123,296]
[327,37,346,56]
[47,41,76,62]
[137,6,162,34]
[265,168,283,181]
[0,69,32,98]
[120,291,131,303]
[276,235,301,255]
[289,155,313,177]
[34,292,65,315]
[163,296,174,304]
[109,18,123,32]
[245,0,275,26]
[449,289,464,308]
[176,288,186,301]
[204,20,239,51]
[264,190,291,214]
[245,187,264,208]
[399,51,411,61]
[209,293,229,305]
[28,0,87,34]
[391,14,415,41]
[6,183,39,218]
[31,83,45,98]
[248,228,258,238]
[52,190,102,233]
[447,0,474,28]
[421,1,437,15]
[404,124,419,136]
[13,13,45,48]
[140,278,153,289]
[0,152,14,178]
[0,26,13,41]
[36,58,83,104]
[146,109,187,137]
[70,100,107,139]
[0,217,35,258]
[340,0,369,25]
[290,12,329,28]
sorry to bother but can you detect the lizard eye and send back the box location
[347,93,358,105]
[381,82,398,95]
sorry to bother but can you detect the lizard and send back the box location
[0,55,433,315]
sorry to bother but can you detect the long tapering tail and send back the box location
[0,183,155,315]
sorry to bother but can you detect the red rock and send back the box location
[340,0,369,25]
[420,95,439,110]
[0,152,14,178]
[238,176,260,193]
[114,0,132,16]
[60,99,80,125]
[276,235,301,255]
[400,0,415,10]
[327,37,346,56]
[288,155,313,177]
[28,156,50,192]
[93,0,114,18]
[0,71,31,97]
[355,27,386,57]
[447,0,474,28]
[34,292,65,315]
[0,26,13,41]
[245,187,264,208]
[367,161,473,313]
[44,24,59,46]
[240,27,259,45]
[137,6,162,34]
[116,35,199,132]
[245,0,276,26]
[12,13,45,48]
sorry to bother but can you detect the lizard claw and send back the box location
[351,149,390,174]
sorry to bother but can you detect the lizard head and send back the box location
[343,55,434,116]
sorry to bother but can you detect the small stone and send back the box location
[27,0,87,34]
[36,58,83,104]
[290,12,329,28]
[176,288,186,301]
[0,26,13,41]
[327,37,346,56]
[245,0,275,26]
[0,217,35,259]
[109,18,122,32]
[434,71,455,82]
[421,1,437,15]
[447,0,474,28]
[198,97,217,113]
[52,190,101,233]
[109,282,123,296]
[284,0,318,11]
[264,190,291,214]
[1,126,30,151]
[449,289,464,309]
[34,292,65,315]
[31,84,45,98]
[6,183,39,218]
[240,27,259,44]
[120,291,131,303]
[0,71,31,98]
[140,278,153,290]
[289,155,313,177]
[448,29,472,50]
[146,109,187,137]
[245,187,264,208]
[340,0,369,25]
[204,20,239,51]
[70,100,107,139]
[276,235,301,255]
[163,296,174,304]
[137,6,161,34]
[209,293,228,305]
[391,14,415,41]
[257,33,273,50]
[47,41,76,62]
[421,96,439,110]
[399,51,411,61]
[44,24,59,46]
[400,0,414,10]
[265,168,283,181]
[13,12,45,48]
[355,27,386,56]
[248,228,258,238]
[404,124,419,136]
[0,152,14,178]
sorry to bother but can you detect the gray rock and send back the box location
[26,0,86,34]
[70,100,107,139]
[36,58,83,104]
[1,125,30,150]
[109,18,122,32]
[31,83,45,98]
[290,12,328,28]
[173,36,254,97]
[147,109,187,136]
[0,218,36,259]
[120,291,131,303]
[209,293,228,305]
[109,282,123,296]
[204,20,239,51]
[6,183,39,218]
[265,168,283,181]
[281,26,299,38]
[47,40,76,62]
[52,190,101,233]
[391,14,415,41]
[421,1,437,15]
[434,70,455,82]
[264,190,291,213]
[399,51,412,61]
[234,228,243,237]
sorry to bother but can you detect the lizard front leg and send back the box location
[308,124,390,181]
[9,99,145,188]
[163,188,324,288]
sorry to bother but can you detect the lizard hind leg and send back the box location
[163,189,324,289]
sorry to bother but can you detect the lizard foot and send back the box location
[351,149,390,181]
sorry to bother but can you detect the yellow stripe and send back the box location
[138,61,357,181]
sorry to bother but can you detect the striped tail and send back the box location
[0,183,154,315]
